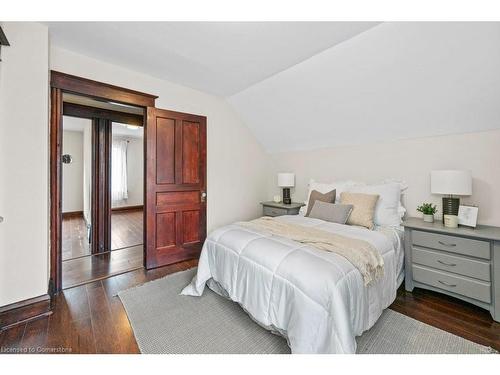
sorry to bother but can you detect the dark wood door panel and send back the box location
[182,121,200,184]
[156,213,176,249]
[145,107,206,269]
[153,184,203,192]
[156,117,176,184]
[156,191,200,207]
[182,210,201,245]
[151,245,202,268]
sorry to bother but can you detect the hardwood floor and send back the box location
[62,246,144,289]
[62,210,143,261]
[62,215,90,260]
[1,268,499,353]
[61,209,144,288]
[391,286,500,350]
[0,260,197,354]
[111,209,143,250]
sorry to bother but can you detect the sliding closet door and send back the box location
[145,107,207,269]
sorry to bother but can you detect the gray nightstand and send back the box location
[403,217,500,322]
[260,201,305,217]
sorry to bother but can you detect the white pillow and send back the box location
[380,178,408,193]
[300,179,360,215]
[380,178,407,221]
[345,182,402,227]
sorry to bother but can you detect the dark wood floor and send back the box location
[62,215,90,260]
[110,210,143,251]
[62,210,143,261]
[1,265,499,353]
[61,209,144,288]
[0,260,197,354]
[62,246,144,289]
[391,287,500,350]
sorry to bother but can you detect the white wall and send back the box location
[268,129,500,226]
[0,22,49,306]
[112,135,144,208]
[51,46,269,231]
[62,128,84,213]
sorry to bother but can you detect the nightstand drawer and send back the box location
[412,247,490,282]
[412,264,491,303]
[412,230,490,260]
[263,206,288,217]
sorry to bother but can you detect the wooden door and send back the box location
[145,108,207,269]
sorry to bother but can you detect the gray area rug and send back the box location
[118,268,495,354]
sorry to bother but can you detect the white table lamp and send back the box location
[431,170,472,225]
[278,173,295,204]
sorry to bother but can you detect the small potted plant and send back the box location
[417,203,437,223]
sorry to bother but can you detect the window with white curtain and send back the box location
[111,139,128,203]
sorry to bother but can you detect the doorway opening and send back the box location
[60,94,145,288]
[50,71,207,295]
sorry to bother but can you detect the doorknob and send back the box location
[0,216,3,223]
[201,192,207,202]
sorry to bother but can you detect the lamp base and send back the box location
[442,197,460,224]
[444,214,459,228]
[282,188,291,205]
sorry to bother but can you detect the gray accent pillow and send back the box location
[305,189,336,217]
[308,201,354,224]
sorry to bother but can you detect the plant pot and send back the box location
[423,214,434,223]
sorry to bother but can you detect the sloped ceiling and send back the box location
[47,22,500,154]
[229,22,500,152]
[45,22,379,96]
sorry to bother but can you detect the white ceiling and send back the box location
[229,22,500,152]
[51,22,500,154]
[111,123,144,139]
[46,22,379,96]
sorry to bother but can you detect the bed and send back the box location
[181,214,404,354]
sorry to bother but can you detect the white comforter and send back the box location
[181,215,403,354]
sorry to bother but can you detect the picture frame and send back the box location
[458,205,479,228]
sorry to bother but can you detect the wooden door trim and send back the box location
[51,71,158,107]
[49,71,155,293]
[49,87,63,295]
[91,118,112,254]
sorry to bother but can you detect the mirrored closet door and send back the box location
[60,94,145,289]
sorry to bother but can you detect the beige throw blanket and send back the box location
[238,217,384,286]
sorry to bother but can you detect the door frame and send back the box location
[49,71,157,294]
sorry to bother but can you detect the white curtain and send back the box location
[112,139,128,203]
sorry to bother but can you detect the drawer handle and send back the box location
[438,280,457,287]
[437,260,457,267]
[438,241,456,247]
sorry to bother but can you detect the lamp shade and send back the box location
[278,173,295,187]
[431,170,472,196]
